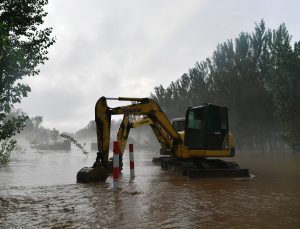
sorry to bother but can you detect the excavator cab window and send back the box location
[184,104,229,150]
[184,107,205,149]
[172,118,185,132]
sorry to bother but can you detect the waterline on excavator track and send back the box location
[153,156,249,178]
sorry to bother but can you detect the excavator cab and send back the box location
[184,104,229,150]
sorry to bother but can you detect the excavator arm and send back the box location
[117,116,172,157]
[95,96,181,169]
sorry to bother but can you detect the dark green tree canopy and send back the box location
[0,0,55,140]
[151,20,300,152]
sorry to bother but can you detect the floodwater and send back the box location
[1,146,300,228]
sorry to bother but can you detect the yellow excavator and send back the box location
[77,97,249,182]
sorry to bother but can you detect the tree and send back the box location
[0,0,55,140]
[151,20,300,152]
[76,120,97,139]
[266,24,300,151]
[0,0,55,163]
[206,21,277,150]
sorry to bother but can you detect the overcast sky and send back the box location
[16,0,300,133]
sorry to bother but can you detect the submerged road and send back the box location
[0,146,300,228]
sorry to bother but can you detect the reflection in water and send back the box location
[0,148,300,228]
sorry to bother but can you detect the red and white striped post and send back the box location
[129,144,135,178]
[113,141,120,191]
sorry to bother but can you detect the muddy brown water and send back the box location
[0,146,300,228]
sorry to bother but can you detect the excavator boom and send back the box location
[95,96,181,168]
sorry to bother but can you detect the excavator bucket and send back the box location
[77,166,108,183]
[77,97,112,183]
[77,154,117,183]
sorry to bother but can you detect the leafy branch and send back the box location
[60,133,89,155]
[0,138,16,164]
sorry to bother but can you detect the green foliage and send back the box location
[0,138,16,164]
[0,111,28,140]
[151,20,300,152]
[266,24,300,151]
[0,0,55,141]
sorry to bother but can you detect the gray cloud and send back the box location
[16,0,300,132]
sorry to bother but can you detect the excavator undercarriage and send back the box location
[153,157,249,178]
[77,96,249,183]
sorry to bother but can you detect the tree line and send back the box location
[151,20,300,153]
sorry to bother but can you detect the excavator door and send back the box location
[184,104,229,150]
